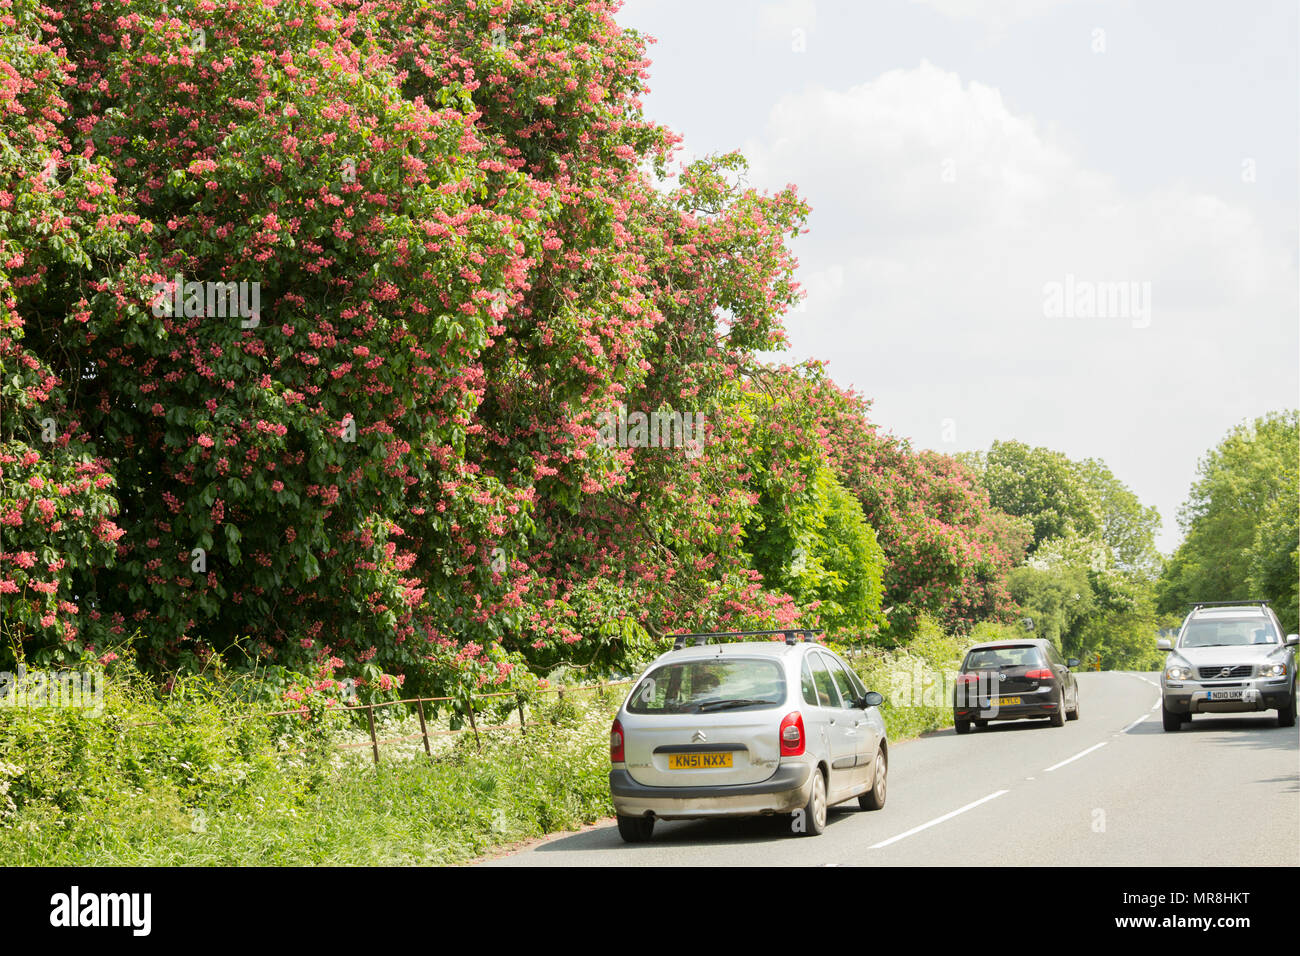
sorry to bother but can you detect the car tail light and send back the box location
[610,719,625,763]
[779,711,805,756]
[956,673,980,684]
[1025,668,1054,680]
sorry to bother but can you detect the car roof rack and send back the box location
[670,629,825,650]
[1186,600,1272,609]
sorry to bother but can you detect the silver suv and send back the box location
[609,631,888,842]
[1157,602,1298,731]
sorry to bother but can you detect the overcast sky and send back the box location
[614,0,1299,553]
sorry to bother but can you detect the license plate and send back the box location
[1206,690,1243,700]
[668,752,733,769]
[998,696,1022,705]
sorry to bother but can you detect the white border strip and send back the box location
[869,790,1009,849]
[1121,714,1149,734]
[1043,741,1108,772]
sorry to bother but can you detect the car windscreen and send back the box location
[963,646,1044,670]
[626,658,787,714]
[1180,617,1278,648]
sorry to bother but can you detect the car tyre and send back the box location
[616,815,655,843]
[954,716,972,735]
[798,768,828,836]
[859,747,887,811]
[1279,681,1297,728]
[1049,691,1067,727]
[1066,688,1080,721]
[1161,700,1182,731]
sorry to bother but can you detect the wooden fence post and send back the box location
[466,697,481,752]
[518,699,527,737]
[415,697,432,757]
[365,704,380,765]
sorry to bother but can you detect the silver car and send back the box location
[1158,602,1298,731]
[609,631,888,842]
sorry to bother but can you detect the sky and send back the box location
[613,0,1299,553]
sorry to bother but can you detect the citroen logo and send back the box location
[692,730,707,743]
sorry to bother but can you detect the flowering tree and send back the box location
[0,11,126,667]
[778,367,1018,637]
[5,0,1021,696]
[5,0,818,695]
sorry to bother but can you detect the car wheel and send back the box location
[859,747,887,811]
[1066,688,1080,721]
[1279,682,1297,728]
[954,716,972,735]
[616,815,655,843]
[1161,700,1182,731]
[1049,691,1067,727]
[798,767,827,836]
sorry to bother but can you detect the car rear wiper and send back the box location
[697,698,771,712]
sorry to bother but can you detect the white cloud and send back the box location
[741,61,1298,550]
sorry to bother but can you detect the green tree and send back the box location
[962,441,1100,553]
[1246,456,1299,635]
[1074,458,1162,578]
[1158,410,1299,622]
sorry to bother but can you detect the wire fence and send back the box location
[119,678,636,764]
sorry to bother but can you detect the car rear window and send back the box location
[963,645,1045,670]
[1181,617,1277,647]
[627,658,787,714]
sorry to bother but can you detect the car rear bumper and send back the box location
[1162,678,1292,714]
[954,690,1062,721]
[610,763,814,820]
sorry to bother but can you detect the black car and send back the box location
[953,639,1080,734]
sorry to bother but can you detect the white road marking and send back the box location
[1151,699,1162,711]
[1122,672,1160,688]
[869,790,1009,850]
[1043,741,1108,772]
[1121,714,1148,734]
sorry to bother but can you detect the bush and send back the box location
[0,666,621,865]
[831,616,975,741]
[0,662,306,864]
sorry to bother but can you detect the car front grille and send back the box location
[1196,665,1252,680]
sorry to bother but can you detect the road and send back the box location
[483,672,1299,866]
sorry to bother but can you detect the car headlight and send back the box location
[1165,664,1194,681]
[1258,662,1287,678]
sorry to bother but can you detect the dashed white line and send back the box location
[1121,714,1149,734]
[869,790,1009,850]
[1043,741,1108,772]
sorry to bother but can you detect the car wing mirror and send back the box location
[860,691,884,709]
[1287,634,1299,647]
[1066,657,1080,668]
[1156,638,1173,651]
